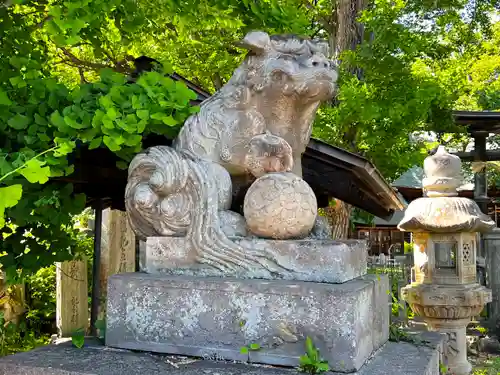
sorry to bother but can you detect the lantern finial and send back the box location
[423,145,462,197]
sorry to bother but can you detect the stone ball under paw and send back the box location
[243,172,317,239]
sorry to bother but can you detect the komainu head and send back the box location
[229,31,338,102]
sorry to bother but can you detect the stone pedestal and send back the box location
[143,237,367,283]
[427,319,471,375]
[106,273,389,373]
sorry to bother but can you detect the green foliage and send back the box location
[368,266,414,320]
[239,343,261,355]
[350,208,375,227]
[404,242,414,254]
[138,0,312,92]
[388,322,427,346]
[0,0,198,280]
[71,328,85,349]
[0,185,22,229]
[0,313,49,356]
[472,357,500,375]
[239,318,261,356]
[25,265,56,329]
[298,337,329,374]
[470,324,488,336]
[0,145,60,229]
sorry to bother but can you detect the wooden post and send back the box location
[56,260,89,337]
[473,132,489,215]
[90,200,103,336]
[98,209,136,319]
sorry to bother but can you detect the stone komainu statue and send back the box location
[125,31,338,273]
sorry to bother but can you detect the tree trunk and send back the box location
[332,0,367,60]
[323,0,367,239]
[325,199,352,239]
[325,0,368,65]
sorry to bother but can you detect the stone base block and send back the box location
[0,333,445,375]
[106,273,389,372]
[144,237,367,283]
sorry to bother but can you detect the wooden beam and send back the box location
[451,150,500,162]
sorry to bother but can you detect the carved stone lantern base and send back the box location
[427,318,471,375]
[402,283,491,375]
[402,283,491,320]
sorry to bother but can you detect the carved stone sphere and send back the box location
[243,172,317,240]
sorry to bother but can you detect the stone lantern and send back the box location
[399,146,495,375]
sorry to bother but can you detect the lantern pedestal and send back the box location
[402,283,491,375]
[428,319,471,375]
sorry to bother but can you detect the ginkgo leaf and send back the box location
[0,184,23,228]
[0,89,12,106]
[0,185,23,209]
[19,159,51,184]
[8,114,30,130]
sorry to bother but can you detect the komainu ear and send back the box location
[238,31,271,54]
[311,39,330,58]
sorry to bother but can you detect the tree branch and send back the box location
[60,47,112,71]
[59,47,136,76]
[78,67,88,84]
[302,0,333,32]
[101,49,117,64]
[35,15,52,29]
[212,73,224,90]
[1,0,13,8]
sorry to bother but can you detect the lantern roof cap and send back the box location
[398,146,496,233]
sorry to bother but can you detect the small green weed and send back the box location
[240,342,260,355]
[439,362,448,374]
[389,323,428,347]
[389,323,411,342]
[0,312,49,356]
[71,328,85,348]
[470,324,488,336]
[298,337,329,374]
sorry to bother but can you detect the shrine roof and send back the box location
[453,110,500,133]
